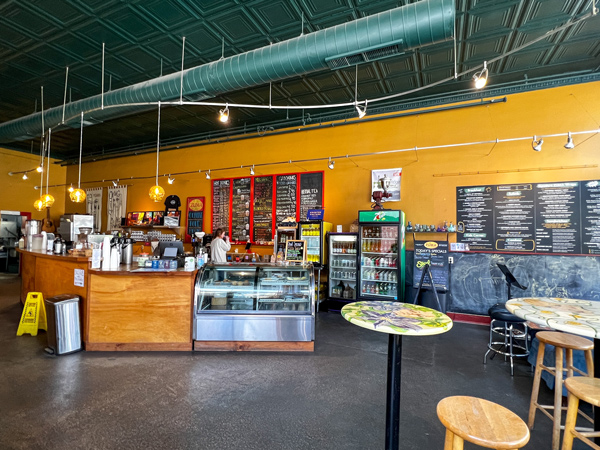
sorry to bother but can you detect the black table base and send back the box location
[386,334,402,450]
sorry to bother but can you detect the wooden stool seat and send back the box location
[437,396,530,449]
[536,331,594,351]
[528,331,594,450]
[562,377,600,450]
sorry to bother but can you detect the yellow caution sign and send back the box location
[16,292,47,336]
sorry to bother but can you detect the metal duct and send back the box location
[0,0,455,144]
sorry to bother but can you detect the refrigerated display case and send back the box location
[357,210,405,302]
[327,232,358,311]
[298,220,333,266]
[193,263,315,348]
[274,226,298,254]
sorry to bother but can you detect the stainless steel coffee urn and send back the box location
[25,220,41,251]
[121,238,133,265]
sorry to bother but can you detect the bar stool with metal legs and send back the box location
[437,396,530,449]
[562,376,600,450]
[484,303,530,376]
[528,331,594,450]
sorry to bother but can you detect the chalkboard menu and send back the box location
[300,172,323,220]
[253,176,273,243]
[276,174,297,223]
[231,178,251,242]
[413,240,449,291]
[285,240,306,262]
[212,179,230,233]
[457,180,600,254]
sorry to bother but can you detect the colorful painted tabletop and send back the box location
[341,301,453,336]
[506,297,600,339]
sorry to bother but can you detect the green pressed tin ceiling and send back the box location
[0,0,599,162]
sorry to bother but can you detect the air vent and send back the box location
[326,44,404,69]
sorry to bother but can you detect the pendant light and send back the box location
[34,136,45,211]
[149,101,165,202]
[41,128,55,208]
[70,112,87,203]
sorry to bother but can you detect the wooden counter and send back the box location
[86,266,197,351]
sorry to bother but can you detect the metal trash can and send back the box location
[44,294,82,355]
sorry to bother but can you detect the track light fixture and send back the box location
[36,165,43,173]
[206,170,211,180]
[250,165,254,175]
[473,61,489,89]
[219,105,229,123]
[22,173,28,180]
[355,100,367,119]
[167,175,175,184]
[328,158,335,170]
[112,179,119,187]
[532,136,543,152]
[564,132,575,149]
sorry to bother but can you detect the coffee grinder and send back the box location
[371,174,392,210]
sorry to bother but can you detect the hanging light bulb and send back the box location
[71,112,87,203]
[532,136,543,152]
[36,165,43,173]
[150,102,165,202]
[42,193,55,207]
[206,170,211,180]
[250,165,255,176]
[70,188,86,203]
[219,105,229,123]
[22,173,28,180]
[473,61,489,89]
[564,132,575,149]
[167,175,175,184]
[34,198,45,211]
[328,158,335,170]
[68,184,74,193]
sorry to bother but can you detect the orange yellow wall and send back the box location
[0,147,67,221]
[54,81,600,250]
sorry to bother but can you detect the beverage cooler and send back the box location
[297,221,333,266]
[327,233,358,310]
[357,210,405,301]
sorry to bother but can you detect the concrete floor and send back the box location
[0,272,577,449]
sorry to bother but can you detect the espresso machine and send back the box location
[57,214,94,246]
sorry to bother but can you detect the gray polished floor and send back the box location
[0,273,569,449]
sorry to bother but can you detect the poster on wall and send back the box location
[371,168,402,202]
[185,197,205,243]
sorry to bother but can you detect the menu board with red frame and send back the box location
[185,197,205,243]
[211,171,323,244]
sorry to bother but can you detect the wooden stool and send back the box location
[528,331,594,450]
[562,377,600,450]
[437,396,530,449]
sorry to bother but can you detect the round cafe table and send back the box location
[506,297,600,442]
[341,301,453,450]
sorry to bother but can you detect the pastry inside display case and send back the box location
[197,266,257,311]
[257,267,310,311]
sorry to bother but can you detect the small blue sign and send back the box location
[307,209,324,220]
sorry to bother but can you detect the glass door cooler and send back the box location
[327,232,358,310]
[357,210,405,302]
[298,220,333,266]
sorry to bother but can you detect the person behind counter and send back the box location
[211,228,231,263]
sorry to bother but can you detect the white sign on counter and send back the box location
[74,269,85,287]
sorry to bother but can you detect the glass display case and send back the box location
[194,263,315,343]
[327,232,358,311]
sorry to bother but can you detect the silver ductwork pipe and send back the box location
[0,0,454,143]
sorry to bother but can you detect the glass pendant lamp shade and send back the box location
[70,188,86,203]
[42,193,55,207]
[149,185,165,202]
[34,198,45,211]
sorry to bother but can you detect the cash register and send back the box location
[157,241,185,267]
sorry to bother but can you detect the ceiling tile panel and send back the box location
[310,72,345,91]
[380,56,416,77]
[252,1,299,30]
[105,10,158,41]
[180,25,221,54]
[28,0,83,24]
[279,79,313,96]
[72,22,129,47]
[117,48,161,74]
[385,74,419,92]
[0,23,29,46]
[211,10,263,42]
[140,0,195,30]
[300,0,351,20]
[2,4,54,36]
[181,0,238,15]
[24,45,72,69]
[53,33,101,60]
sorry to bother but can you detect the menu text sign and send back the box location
[457,180,600,254]
[285,240,306,262]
